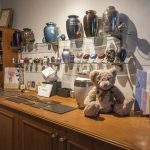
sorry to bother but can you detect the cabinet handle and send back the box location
[59,137,67,150]
[51,132,58,138]
[59,137,67,142]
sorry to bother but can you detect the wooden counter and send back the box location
[0,92,150,150]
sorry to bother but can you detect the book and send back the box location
[141,89,150,115]
[135,69,147,111]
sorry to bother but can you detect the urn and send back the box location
[62,49,71,63]
[44,22,59,43]
[66,15,83,40]
[12,31,22,47]
[83,10,99,37]
[102,6,119,33]
[22,28,35,45]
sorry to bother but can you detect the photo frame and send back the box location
[4,67,19,89]
[0,8,13,27]
[26,81,38,91]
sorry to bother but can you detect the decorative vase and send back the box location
[12,31,22,47]
[102,6,119,33]
[117,48,127,62]
[66,15,83,40]
[69,52,75,63]
[83,10,99,37]
[44,22,59,42]
[62,49,71,63]
[21,28,35,45]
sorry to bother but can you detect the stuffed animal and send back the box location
[84,67,134,117]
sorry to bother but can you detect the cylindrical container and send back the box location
[66,15,83,40]
[21,28,35,45]
[44,22,59,42]
[102,6,119,33]
[74,77,93,109]
[62,49,70,63]
[117,48,127,62]
[13,31,22,47]
[69,52,75,63]
[83,10,99,37]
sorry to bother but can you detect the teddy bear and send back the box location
[83,67,134,117]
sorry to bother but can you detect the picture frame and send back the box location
[0,8,13,27]
[4,67,19,89]
[26,80,38,91]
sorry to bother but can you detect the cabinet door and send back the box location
[0,107,18,150]
[93,139,128,150]
[66,130,93,150]
[52,125,66,150]
[19,115,53,150]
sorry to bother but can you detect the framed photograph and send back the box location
[0,8,13,27]
[26,80,38,91]
[4,67,19,89]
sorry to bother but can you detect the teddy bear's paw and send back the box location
[114,98,135,116]
[83,102,100,117]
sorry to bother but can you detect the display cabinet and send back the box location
[0,27,18,88]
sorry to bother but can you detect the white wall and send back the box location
[1,0,150,97]
[1,0,150,43]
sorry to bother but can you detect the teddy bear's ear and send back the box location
[89,70,99,83]
[109,67,117,76]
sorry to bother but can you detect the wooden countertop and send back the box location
[0,92,150,150]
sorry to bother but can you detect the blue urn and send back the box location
[44,22,59,42]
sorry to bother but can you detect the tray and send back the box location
[0,91,20,97]
[44,104,76,114]
[6,97,28,103]
[18,95,40,101]
[40,99,60,105]
[31,102,49,108]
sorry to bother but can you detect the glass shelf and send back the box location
[23,61,128,66]
[20,34,121,55]
[35,34,119,46]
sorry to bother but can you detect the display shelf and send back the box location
[21,34,120,51]
[23,61,128,72]
[20,34,129,70]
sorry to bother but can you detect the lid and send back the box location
[75,77,91,81]
[23,28,31,31]
[86,10,96,14]
[74,77,92,87]
[68,15,78,18]
[46,22,56,26]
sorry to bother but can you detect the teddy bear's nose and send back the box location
[104,83,108,87]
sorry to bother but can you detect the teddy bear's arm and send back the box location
[84,87,97,105]
[111,86,125,104]
[84,87,100,117]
